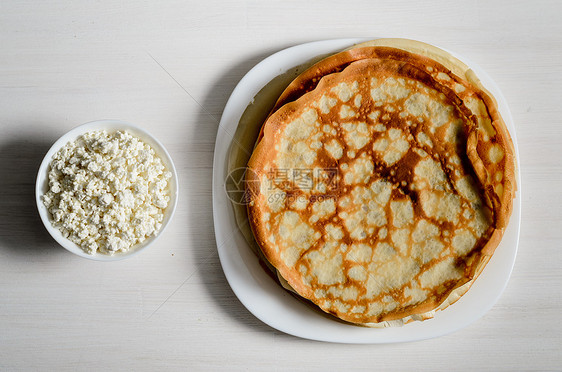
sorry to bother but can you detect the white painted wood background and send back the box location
[1,0,561,370]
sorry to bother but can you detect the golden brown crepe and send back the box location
[245,39,516,325]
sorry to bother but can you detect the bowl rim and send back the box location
[35,119,179,261]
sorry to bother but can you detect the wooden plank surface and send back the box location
[1,0,561,370]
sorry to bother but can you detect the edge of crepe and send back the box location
[357,39,517,230]
[345,38,515,326]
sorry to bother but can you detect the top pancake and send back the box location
[246,39,516,325]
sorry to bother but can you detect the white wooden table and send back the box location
[1,1,561,370]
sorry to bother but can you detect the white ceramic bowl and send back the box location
[36,120,179,261]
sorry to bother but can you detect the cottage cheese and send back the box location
[42,130,172,255]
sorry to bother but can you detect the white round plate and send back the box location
[212,39,521,343]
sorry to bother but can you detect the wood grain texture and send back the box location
[1,0,561,370]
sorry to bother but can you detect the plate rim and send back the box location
[212,38,521,343]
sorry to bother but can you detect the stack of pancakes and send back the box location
[246,39,516,326]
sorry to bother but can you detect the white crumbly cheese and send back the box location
[42,130,172,255]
